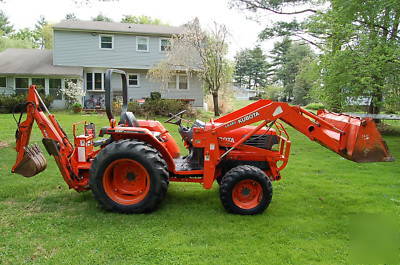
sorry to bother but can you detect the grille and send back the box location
[244,134,279,150]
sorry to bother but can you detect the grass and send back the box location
[0,105,400,264]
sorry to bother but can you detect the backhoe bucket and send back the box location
[13,144,47,177]
[317,110,394,163]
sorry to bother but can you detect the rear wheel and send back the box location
[89,139,168,213]
[219,165,272,215]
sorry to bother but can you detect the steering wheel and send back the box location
[165,110,187,126]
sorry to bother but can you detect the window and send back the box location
[167,75,177,89]
[86,73,93,90]
[160,38,171,52]
[0,77,6,88]
[86,72,103,90]
[99,35,113,49]
[32,78,45,89]
[178,75,188,90]
[128,74,139,87]
[49,79,62,100]
[94,73,103,90]
[15,77,29,95]
[16,78,29,88]
[136,36,149,52]
[167,75,189,90]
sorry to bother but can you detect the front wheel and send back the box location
[89,140,169,213]
[219,165,272,215]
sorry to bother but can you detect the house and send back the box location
[0,48,82,108]
[232,85,258,100]
[0,20,204,108]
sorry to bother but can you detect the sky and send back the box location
[0,0,295,58]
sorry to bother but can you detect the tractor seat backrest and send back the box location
[119,111,139,127]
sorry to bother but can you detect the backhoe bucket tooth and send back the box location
[13,144,47,177]
[317,110,394,163]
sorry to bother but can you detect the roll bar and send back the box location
[104,69,129,122]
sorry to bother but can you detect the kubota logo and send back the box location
[238,112,260,124]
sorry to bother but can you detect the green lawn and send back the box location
[0,106,399,264]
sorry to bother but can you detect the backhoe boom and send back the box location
[12,86,78,189]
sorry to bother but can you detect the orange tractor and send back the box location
[11,69,393,215]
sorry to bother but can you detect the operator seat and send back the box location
[179,119,205,143]
[119,111,140,127]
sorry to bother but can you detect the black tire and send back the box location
[89,139,169,213]
[219,165,272,215]
[216,177,222,185]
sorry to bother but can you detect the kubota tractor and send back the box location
[11,69,394,215]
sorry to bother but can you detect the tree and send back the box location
[0,10,13,36]
[149,19,231,116]
[72,0,118,4]
[316,0,400,114]
[231,0,324,48]
[0,37,32,52]
[61,80,85,106]
[231,0,400,114]
[269,38,315,101]
[121,15,165,25]
[41,24,53,49]
[11,28,34,41]
[34,16,53,49]
[234,46,271,89]
[10,28,36,47]
[92,13,113,22]
[293,57,320,105]
[65,13,78,20]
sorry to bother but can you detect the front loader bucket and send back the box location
[12,144,47,177]
[317,110,394,163]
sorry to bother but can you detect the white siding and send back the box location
[54,30,169,69]
[84,68,204,107]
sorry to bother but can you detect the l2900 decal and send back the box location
[218,137,235,143]
[224,111,260,128]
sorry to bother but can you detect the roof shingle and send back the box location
[53,20,184,36]
[0,48,83,76]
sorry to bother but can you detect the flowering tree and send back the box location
[60,79,85,107]
[148,19,231,116]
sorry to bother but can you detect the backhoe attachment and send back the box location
[12,144,47,177]
[317,110,394,163]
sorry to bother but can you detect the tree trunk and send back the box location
[368,90,383,123]
[212,92,220,116]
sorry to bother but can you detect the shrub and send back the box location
[128,98,193,117]
[112,96,123,115]
[305,102,325,110]
[127,101,145,116]
[262,85,284,101]
[71,102,82,113]
[0,93,54,113]
[150,92,161,100]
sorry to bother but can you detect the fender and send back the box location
[104,126,177,172]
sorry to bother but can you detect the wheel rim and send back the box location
[232,179,263,209]
[103,159,150,205]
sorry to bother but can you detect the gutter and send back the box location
[52,27,183,37]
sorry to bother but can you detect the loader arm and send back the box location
[12,85,78,189]
[212,99,393,163]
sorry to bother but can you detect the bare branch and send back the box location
[235,0,318,15]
